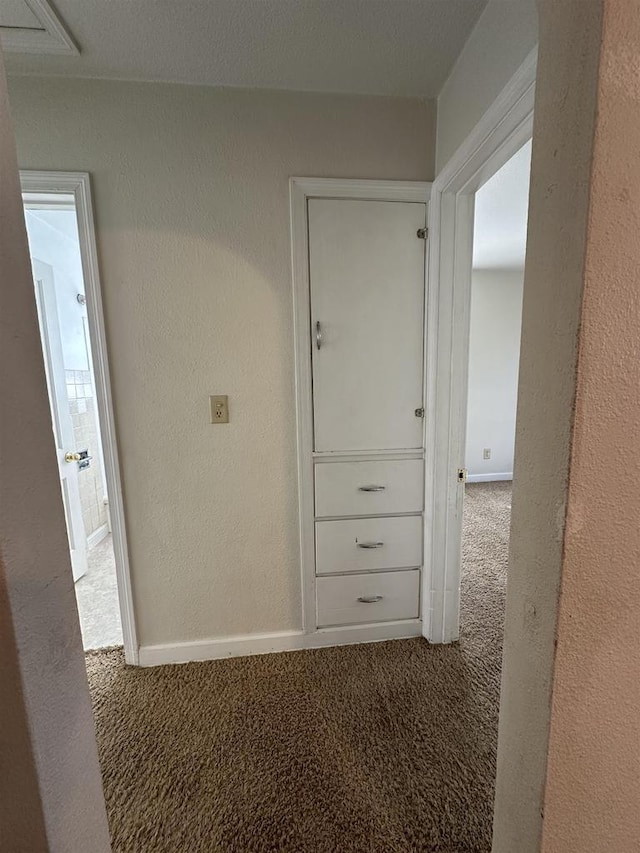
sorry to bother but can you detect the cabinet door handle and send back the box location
[357,595,383,603]
[358,485,386,492]
[316,320,322,350]
[357,541,384,549]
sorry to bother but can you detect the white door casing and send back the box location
[32,259,88,582]
[21,171,139,665]
[423,48,537,643]
[309,198,426,452]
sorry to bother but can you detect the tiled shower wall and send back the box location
[65,369,108,541]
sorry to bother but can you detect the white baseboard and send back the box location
[137,620,423,667]
[466,472,513,483]
[87,523,109,550]
[310,620,422,650]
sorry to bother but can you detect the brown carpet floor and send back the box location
[87,482,511,853]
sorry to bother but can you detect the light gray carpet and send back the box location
[75,534,123,650]
[86,483,511,853]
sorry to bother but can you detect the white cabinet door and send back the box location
[309,198,426,452]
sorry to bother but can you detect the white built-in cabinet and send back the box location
[292,179,430,646]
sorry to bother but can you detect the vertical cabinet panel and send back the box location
[308,198,426,453]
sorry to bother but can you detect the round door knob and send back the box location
[65,452,81,463]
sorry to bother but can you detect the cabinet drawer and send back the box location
[315,515,422,575]
[317,570,420,627]
[314,459,424,518]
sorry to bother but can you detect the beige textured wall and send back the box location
[541,0,640,848]
[492,0,604,850]
[466,269,523,478]
[436,0,538,172]
[7,77,435,648]
[0,555,48,850]
[0,58,110,851]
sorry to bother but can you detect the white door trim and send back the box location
[21,170,139,665]
[424,48,537,644]
[289,178,432,634]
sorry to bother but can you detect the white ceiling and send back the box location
[1,0,488,98]
[473,140,532,271]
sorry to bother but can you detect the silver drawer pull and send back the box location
[357,595,383,603]
[357,541,384,549]
[358,485,386,492]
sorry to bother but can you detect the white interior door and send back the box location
[32,259,88,582]
[309,198,426,452]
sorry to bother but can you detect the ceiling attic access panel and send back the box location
[0,0,78,54]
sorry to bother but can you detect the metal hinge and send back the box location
[414,407,425,418]
[457,468,468,483]
[416,227,428,240]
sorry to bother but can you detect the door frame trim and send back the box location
[424,48,537,643]
[21,170,139,664]
[289,177,432,633]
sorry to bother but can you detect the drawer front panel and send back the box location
[315,515,422,575]
[314,459,424,518]
[317,570,420,627]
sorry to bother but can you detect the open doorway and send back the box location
[425,52,536,645]
[21,174,136,658]
[460,142,531,640]
[24,191,121,649]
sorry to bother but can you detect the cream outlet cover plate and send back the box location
[209,395,229,424]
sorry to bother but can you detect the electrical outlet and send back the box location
[210,395,229,424]
[483,448,491,460]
